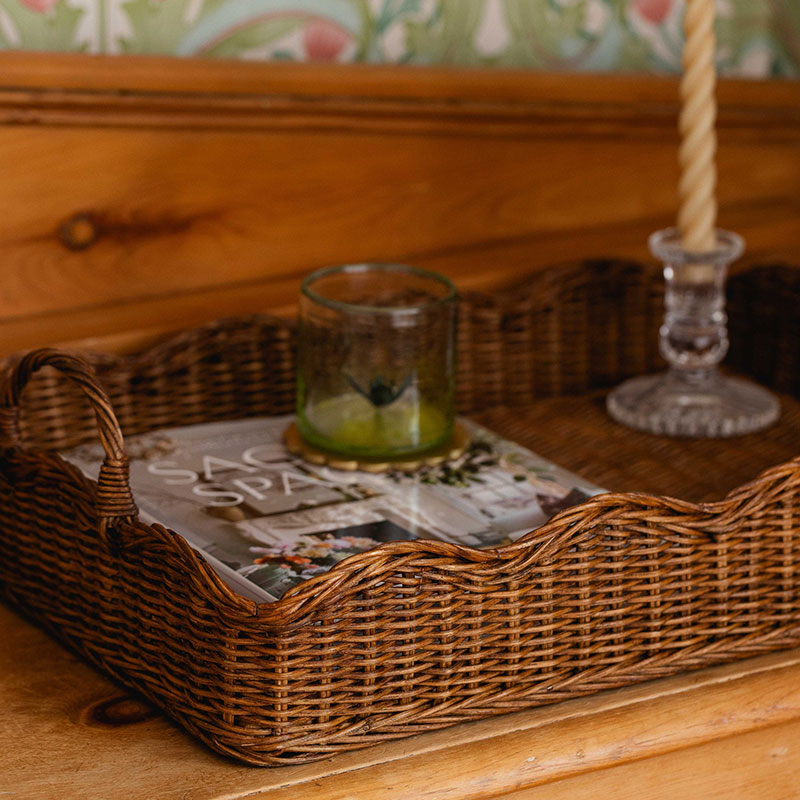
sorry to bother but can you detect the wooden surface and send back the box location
[1,53,800,355]
[4,389,800,798]
[4,600,800,800]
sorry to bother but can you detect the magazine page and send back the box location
[63,415,604,602]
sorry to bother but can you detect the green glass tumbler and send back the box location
[297,263,457,459]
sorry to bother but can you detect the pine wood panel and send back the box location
[1,53,799,355]
[3,598,800,800]
[493,721,800,800]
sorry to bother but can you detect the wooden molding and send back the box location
[1,53,799,139]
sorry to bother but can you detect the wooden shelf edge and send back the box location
[243,647,800,800]
[1,51,799,114]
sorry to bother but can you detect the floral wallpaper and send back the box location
[0,0,797,78]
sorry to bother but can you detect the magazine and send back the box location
[63,415,604,603]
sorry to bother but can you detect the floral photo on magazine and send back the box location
[238,519,420,597]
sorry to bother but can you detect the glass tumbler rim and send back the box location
[301,262,457,316]
[648,227,745,265]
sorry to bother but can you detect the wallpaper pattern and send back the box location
[0,0,797,78]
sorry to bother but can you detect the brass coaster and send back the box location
[283,421,470,474]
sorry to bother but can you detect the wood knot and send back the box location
[59,212,99,251]
[81,694,159,728]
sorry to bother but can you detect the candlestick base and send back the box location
[607,227,780,439]
[607,370,779,438]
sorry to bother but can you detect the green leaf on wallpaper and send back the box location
[119,0,196,54]
[195,0,230,18]
[612,3,670,72]
[404,0,484,65]
[344,0,420,61]
[769,0,800,77]
[47,0,84,48]
[0,0,85,51]
[203,15,301,59]
[345,0,370,59]
[501,0,605,68]
[374,0,419,35]
[555,0,588,35]
[713,0,779,75]
[500,0,556,67]
[605,29,652,72]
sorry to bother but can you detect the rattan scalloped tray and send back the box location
[1,269,800,766]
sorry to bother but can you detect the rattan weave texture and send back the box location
[1,260,799,766]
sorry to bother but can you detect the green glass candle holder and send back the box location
[297,263,457,459]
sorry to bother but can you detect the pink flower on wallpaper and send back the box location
[303,19,350,62]
[632,0,673,24]
[20,0,57,12]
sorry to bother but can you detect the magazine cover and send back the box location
[64,415,603,602]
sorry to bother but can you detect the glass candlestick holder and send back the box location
[297,263,457,459]
[607,228,779,438]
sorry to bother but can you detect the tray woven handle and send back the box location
[0,348,138,541]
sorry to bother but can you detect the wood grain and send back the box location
[492,721,800,799]
[3,599,800,800]
[1,53,799,355]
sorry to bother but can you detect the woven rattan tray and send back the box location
[2,260,800,766]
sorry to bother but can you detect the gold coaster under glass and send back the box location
[283,421,470,474]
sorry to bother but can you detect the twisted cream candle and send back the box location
[607,0,779,437]
[678,0,717,254]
